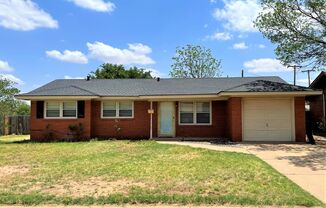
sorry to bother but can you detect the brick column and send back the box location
[295,97,306,142]
[83,100,92,139]
[227,97,242,142]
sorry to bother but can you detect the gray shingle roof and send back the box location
[18,76,312,97]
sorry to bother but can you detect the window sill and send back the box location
[101,117,134,119]
[44,117,78,120]
[178,123,212,126]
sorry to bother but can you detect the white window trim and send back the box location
[44,101,78,119]
[178,101,212,125]
[101,101,134,119]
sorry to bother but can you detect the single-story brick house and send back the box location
[16,76,321,142]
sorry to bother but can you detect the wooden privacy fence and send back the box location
[0,115,30,135]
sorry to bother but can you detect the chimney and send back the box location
[86,75,91,81]
[156,77,160,82]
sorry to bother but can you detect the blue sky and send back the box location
[0,0,320,93]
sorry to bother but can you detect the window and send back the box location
[103,101,116,117]
[179,101,211,125]
[180,102,194,124]
[45,101,77,118]
[196,102,210,123]
[102,101,133,118]
[63,101,77,117]
[119,101,133,117]
[46,102,60,118]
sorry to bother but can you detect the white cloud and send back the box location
[0,0,58,31]
[0,74,24,84]
[67,0,115,12]
[64,75,84,79]
[205,32,232,41]
[210,0,217,3]
[258,44,266,48]
[213,0,261,32]
[244,58,291,73]
[87,41,155,65]
[128,43,152,54]
[46,50,88,64]
[238,34,248,38]
[233,42,248,49]
[0,60,13,72]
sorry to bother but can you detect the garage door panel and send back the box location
[244,119,268,129]
[243,98,293,142]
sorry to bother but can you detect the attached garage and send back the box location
[242,98,295,142]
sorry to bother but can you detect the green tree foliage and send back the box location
[89,63,153,79]
[0,77,30,117]
[0,77,20,117]
[255,0,326,70]
[170,45,222,78]
[16,102,30,116]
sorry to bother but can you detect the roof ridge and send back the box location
[70,85,99,96]
[56,76,281,81]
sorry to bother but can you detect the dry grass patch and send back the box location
[0,165,30,177]
[41,178,147,197]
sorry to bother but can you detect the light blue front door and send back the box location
[159,102,175,137]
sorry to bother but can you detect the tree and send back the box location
[89,63,153,79]
[170,45,221,78]
[16,102,30,115]
[0,77,20,117]
[255,0,326,70]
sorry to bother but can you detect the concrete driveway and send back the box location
[159,140,326,203]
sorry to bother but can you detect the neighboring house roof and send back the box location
[17,76,315,97]
[310,71,326,89]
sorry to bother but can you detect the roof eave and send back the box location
[219,91,323,97]
[15,95,99,100]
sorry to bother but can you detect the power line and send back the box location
[301,69,315,86]
[287,65,303,86]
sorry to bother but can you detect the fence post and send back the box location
[4,116,9,135]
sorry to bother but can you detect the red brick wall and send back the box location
[227,97,242,142]
[91,101,152,139]
[30,100,92,141]
[309,91,326,130]
[175,101,227,138]
[295,97,306,142]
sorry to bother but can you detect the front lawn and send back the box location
[0,137,321,206]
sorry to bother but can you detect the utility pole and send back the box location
[241,70,244,78]
[302,69,315,86]
[287,65,302,86]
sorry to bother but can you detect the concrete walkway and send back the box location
[159,141,326,203]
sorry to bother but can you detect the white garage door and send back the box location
[243,98,294,142]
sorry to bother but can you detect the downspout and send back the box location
[150,101,153,139]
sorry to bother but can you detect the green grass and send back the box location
[0,136,322,206]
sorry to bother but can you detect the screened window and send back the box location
[180,102,194,124]
[46,102,60,118]
[63,101,77,117]
[102,101,133,118]
[179,102,211,124]
[196,102,210,123]
[103,101,116,117]
[45,101,77,118]
[119,101,133,117]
